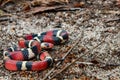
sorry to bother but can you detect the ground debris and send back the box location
[31,0,69,7]
[0,0,120,80]
[116,0,120,7]
[0,0,85,14]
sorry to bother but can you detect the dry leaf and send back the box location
[64,53,76,63]
[109,76,120,80]
[30,78,34,80]
[1,0,14,6]
[30,6,66,14]
[116,0,120,7]
[100,63,118,70]
[73,2,85,8]
[79,75,90,80]
[22,3,31,11]
[90,59,99,64]
[31,0,69,7]
[78,63,86,68]
[31,0,42,6]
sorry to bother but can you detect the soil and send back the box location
[0,0,120,80]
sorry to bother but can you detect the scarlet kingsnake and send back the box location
[3,30,68,71]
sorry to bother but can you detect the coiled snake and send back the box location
[3,30,69,71]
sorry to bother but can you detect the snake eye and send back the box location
[3,51,9,56]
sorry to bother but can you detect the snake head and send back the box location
[57,30,69,43]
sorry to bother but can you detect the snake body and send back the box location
[3,30,68,71]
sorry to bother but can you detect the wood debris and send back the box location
[30,6,68,14]
[116,0,120,7]
[47,39,105,80]
[0,0,85,14]
[0,0,15,6]
[0,0,120,80]
[31,0,69,7]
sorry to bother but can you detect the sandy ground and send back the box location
[0,0,120,80]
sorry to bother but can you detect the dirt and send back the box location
[0,0,120,80]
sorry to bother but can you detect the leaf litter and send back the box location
[0,0,120,80]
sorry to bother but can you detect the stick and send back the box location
[50,40,105,79]
[75,61,93,65]
[0,17,10,22]
[43,31,84,80]
[101,63,120,68]
[105,18,120,23]
[62,35,83,60]
[101,10,120,14]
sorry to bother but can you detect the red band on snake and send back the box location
[3,30,68,71]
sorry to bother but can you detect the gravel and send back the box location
[0,0,120,80]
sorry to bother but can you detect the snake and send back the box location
[3,30,69,71]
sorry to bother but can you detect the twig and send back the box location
[55,7,83,11]
[50,39,105,79]
[0,60,3,68]
[31,6,68,14]
[0,0,14,7]
[62,33,83,61]
[43,31,84,80]
[76,61,93,65]
[100,63,120,68]
[75,61,120,67]
[0,17,10,22]
[105,18,120,23]
[101,10,120,14]
[0,60,3,63]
